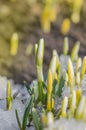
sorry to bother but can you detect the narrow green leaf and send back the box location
[41,81,47,90]
[24,81,32,95]
[22,97,33,130]
[15,109,22,130]
[38,81,43,102]
[44,71,48,82]
[32,108,42,130]
[52,79,58,97]
[56,110,61,119]
[57,72,66,97]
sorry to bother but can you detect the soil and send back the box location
[0,0,86,85]
[0,21,86,85]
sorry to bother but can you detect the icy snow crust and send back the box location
[0,55,86,130]
[44,119,86,130]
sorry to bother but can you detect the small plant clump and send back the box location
[16,37,86,130]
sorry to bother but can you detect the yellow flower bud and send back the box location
[52,50,59,70]
[10,33,19,56]
[76,72,80,86]
[71,41,80,61]
[76,58,82,73]
[61,96,68,118]
[71,0,83,23]
[40,7,50,33]
[6,81,12,110]
[47,70,53,95]
[80,56,86,80]
[75,96,86,120]
[71,12,80,24]
[63,37,69,55]
[69,90,76,115]
[47,70,53,111]
[76,88,82,106]
[68,58,75,91]
[61,18,71,35]
[41,19,50,33]
[41,114,47,127]
[49,54,56,80]
[49,6,57,22]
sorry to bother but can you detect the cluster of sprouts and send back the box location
[16,37,86,130]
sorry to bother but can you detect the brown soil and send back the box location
[0,21,86,84]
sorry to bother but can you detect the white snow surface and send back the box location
[0,76,30,130]
[44,118,86,130]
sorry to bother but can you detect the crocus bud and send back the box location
[76,88,82,106]
[61,18,71,35]
[68,58,75,91]
[76,57,82,73]
[71,41,80,61]
[36,38,44,66]
[6,81,12,110]
[75,96,86,120]
[61,96,68,118]
[69,90,76,115]
[80,56,86,80]
[63,37,69,55]
[76,72,80,86]
[10,32,19,56]
[49,54,57,80]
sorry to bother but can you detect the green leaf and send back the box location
[32,108,42,130]
[6,81,13,110]
[44,71,48,82]
[24,81,32,95]
[56,110,61,119]
[15,109,22,130]
[41,81,47,90]
[52,79,58,97]
[22,97,33,130]
[57,72,66,97]
[38,81,43,102]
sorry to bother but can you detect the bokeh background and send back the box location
[0,0,86,84]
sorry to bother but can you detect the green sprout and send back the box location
[67,58,75,91]
[47,69,53,111]
[71,41,80,61]
[60,96,68,118]
[6,81,13,110]
[35,38,44,102]
[69,90,76,116]
[75,96,86,120]
[80,56,86,80]
[16,96,33,130]
[63,37,69,55]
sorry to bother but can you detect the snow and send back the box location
[44,118,86,130]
